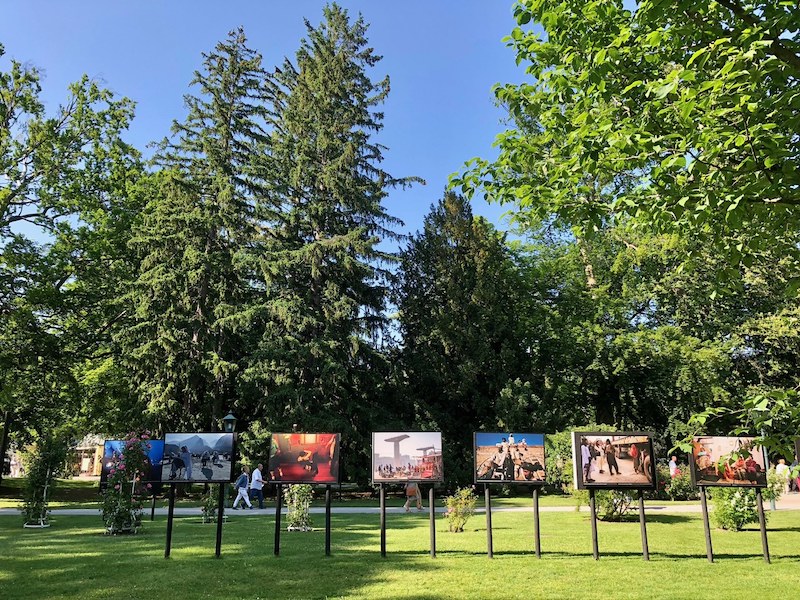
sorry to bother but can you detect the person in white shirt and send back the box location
[775,458,790,493]
[250,463,265,509]
[668,455,678,477]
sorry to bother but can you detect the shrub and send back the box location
[20,436,67,527]
[665,466,698,501]
[763,467,786,504]
[651,464,672,500]
[286,484,313,531]
[101,431,152,534]
[201,486,225,523]
[573,488,634,521]
[709,467,783,531]
[444,486,477,532]
[709,487,759,530]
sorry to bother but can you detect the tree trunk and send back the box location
[577,237,597,291]
[0,411,12,485]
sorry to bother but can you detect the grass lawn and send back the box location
[0,477,580,510]
[1,508,798,599]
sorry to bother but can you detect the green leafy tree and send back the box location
[1,42,140,459]
[455,0,800,278]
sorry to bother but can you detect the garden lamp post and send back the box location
[222,412,237,433]
[216,411,236,558]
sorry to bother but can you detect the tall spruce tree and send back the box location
[246,4,417,479]
[121,29,269,431]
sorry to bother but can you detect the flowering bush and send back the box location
[709,487,759,530]
[710,467,784,531]
[286,484,313,531]
[101,431,153,534]
[444,487,477,532]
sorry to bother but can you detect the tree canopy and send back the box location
[454,0,800,282]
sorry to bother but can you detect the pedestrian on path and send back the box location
[250,463,265,509]
[404,481,423,511]
[233,465,253,510]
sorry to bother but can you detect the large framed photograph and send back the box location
[267,433,340,484]
[100,439,165,492]
[372,432,444,483]
[474,432,546,484]
[572,432,656,490]
[689,436,767,487]
[162,433,235,483]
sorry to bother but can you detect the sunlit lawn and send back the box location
[1,507,798,599]
[0,478,580,510]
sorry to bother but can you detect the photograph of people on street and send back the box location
[572,432,656,489]
[690,436,767,487]
[474,432,545,483]
[372,432,443,482]
[267,433,340,483]
[161,433,235,483]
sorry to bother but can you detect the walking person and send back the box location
[404,481,423,511]
[250,463,265,509]
[604,439,620,475]
[668,455,678,477]
[232,465,253,509]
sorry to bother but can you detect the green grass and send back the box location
[1,509,798,599]
[0,477,581,510]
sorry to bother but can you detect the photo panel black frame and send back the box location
[689,435,768,488]
[572,431,657,491]
[473,432,547,485]
[371,431,444,484]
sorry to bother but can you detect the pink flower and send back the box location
[109,469,116,475]
[114,484,121,490]
[146,483,152,489]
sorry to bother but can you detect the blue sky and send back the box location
[475,432,544,447]
[1,1,535,240]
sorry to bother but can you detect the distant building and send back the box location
[72,434,105,477]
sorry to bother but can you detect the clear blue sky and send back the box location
[1,1,532,239]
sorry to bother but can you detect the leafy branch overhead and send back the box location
[454,0,800,277]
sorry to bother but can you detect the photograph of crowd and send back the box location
[100,439,164,492]
[161,433,235,483]
[474,432,546,483]
[372,432,443,482]
[572,432,656,490]
[267,433,340,483]
[690,436,767,487]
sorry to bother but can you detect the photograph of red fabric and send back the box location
[268,433,340,484]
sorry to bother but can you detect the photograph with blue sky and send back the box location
[372,432,443,482]
[474,432,545,483]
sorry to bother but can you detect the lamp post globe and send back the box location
[222,412,237,433]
